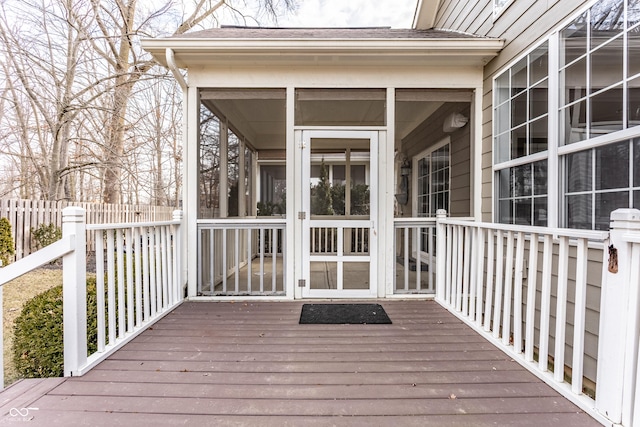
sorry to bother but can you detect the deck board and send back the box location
[0,300,601,426]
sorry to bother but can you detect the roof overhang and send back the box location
[142,36,504,69]
[413,0,441,30]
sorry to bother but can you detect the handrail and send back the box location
[393,217,438,227]
[440,218,608,241]
[197,218,286,229]
[0,235,75,287]
[87,219,181,230]
[623,231,640,243]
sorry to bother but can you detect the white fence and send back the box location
[0,198,175,261]
[0,207,184,385]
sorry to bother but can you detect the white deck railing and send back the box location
[595,209,640,426]
[0,207,184,383]
[197,218,286,296]
[0,233,76,388]
[434,210,620,425]
[393,218,438,294]
[6,205,640,427]
[82,213,183,375]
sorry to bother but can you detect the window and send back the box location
[558,1,637,144]
[414,142,450,217]
[493,43,549,226]
[258,164,286,216]
[494,0,640,229]
[565,139,640,229]
[560,0,640,228]
[494,43,549,164]
[498,161,548,226]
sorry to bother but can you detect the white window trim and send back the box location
[493,151,549,171]
[492,36,552,224]
[408,137,450,261]
[411,136,451,218]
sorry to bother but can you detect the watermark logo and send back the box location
[5,408,38,422]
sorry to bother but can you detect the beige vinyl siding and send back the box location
[450,128,471,216]
[401,103,471,218]
[439,1,472,30]
[532,244,603,383]
[464,3,493,35]
[476,239,603,383]
[434,0,604,384]
[435,0,493,35]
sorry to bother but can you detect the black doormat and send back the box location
[299,303,392,324]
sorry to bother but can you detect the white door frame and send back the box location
[300,129,379,299]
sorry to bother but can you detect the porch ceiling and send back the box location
[201,95,451,151]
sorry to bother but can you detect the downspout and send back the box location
[166,48,188,91]
[165,48,189,294]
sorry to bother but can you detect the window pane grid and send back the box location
[559,0,640,145]
[494,41,550,164]
[494,41,549,225]
[559,53,589,74]
[416,145,450,217]
[496,161,548,225]
[494,0,640,229]
[564,139,638,229]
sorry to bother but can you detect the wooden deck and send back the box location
[0,300,601,426]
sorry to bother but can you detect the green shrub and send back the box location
[31,223,62,249]
[310,161,334,215]
[0,217,14,267]
[13,278,98,378]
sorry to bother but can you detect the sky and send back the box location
[277,0,418,29]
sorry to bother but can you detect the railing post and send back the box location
[596,208,640,424]
[173,210,184,300]
[435,209,447,302]
[62,207,87,377]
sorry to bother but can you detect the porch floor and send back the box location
[0,300,600,426]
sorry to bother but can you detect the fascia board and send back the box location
[142,37,504,67]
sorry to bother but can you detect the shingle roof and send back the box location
[173,26,482,40]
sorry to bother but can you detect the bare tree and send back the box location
[0,0,107,200]
[0,0,296,203]
[88,0,296,203]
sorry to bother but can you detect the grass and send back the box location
[3,268,62,385]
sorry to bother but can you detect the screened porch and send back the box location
[195,88,475,298]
